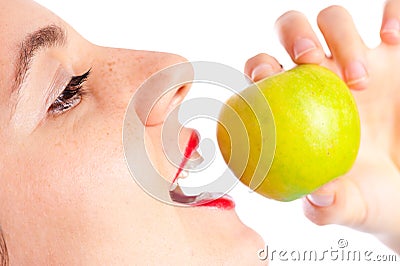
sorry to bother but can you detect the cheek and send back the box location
[0,113,136,238]
[30,114,128,202]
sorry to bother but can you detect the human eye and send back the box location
[48,69,91,116]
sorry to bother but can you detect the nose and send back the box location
[133,60,194,126]
[96,48,192,126]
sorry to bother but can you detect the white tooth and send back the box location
[185,155,204,170]
[178,170,189,179]
[169,181,178,191]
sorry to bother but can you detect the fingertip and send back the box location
[293,38,326,64]
[380,0,400,45]
[306,193,335,208]
[275,10,325,65]
[251,63,275,82]
[317,6,369,90]
[302,197,331,226]
[244,53,283,82]
[381,18,400,45]
[317,5,348,23]
[302,181,338,225]
[302,177,368,228]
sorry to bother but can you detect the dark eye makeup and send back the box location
[48,69,91,116]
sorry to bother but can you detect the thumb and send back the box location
[303,177,367,228]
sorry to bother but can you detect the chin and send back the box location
[171,203,266,260]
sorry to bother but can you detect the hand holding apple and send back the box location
[242,3,400,254]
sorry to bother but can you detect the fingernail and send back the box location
[294,38,317,60]
[307,194,334,207]
[251,63,274,81]
[381,19,400,35]
[345,61,368,88]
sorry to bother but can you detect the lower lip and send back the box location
[175,130,235,210]
[195,196,235,210]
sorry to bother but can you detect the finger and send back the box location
[380,0,400,44]
[244,53,283,82]
[303,154,400,233]
[317,6,369,90]
[302,177,367,227]
[275,11,325,64]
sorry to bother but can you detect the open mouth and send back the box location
[169,130,235,210]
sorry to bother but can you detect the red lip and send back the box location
[172,129,200,184]
[195,196,235,210]
[173,130,235,210]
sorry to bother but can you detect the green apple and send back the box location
[217,64,360,201]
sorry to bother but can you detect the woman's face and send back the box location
[0,0,264,264]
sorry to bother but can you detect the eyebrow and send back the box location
[12,25,67,94]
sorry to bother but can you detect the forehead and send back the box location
[0,0,62,102]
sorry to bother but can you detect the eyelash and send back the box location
[48,69,91,116]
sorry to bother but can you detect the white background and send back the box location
[35,0,396,265]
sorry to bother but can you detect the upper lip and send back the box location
[169,130,234,207]
[173,129,201,183]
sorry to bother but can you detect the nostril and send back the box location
[171,85,189,107]
[142,84,191,127]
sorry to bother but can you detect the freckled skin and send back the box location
[0,0,266,264]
